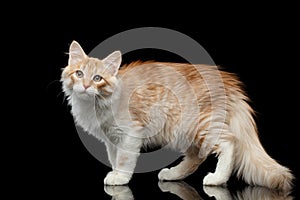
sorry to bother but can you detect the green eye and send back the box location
[93,75,102,82]
[75,70,83,78]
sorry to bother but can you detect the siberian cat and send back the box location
[61,41,293,191]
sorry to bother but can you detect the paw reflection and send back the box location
[104,182,293,200]
[203,186,232,200]
[104,185,134,200]
[158,181,203,200]
[158,181,294,200]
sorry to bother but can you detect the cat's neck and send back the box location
[69,83,122,125]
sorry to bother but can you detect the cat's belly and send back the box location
[141,128,193,153]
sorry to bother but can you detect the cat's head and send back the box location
[61,41,121,100]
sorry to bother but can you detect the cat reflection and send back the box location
[159,181,204,200]
[104,182,293,200]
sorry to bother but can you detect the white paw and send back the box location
[158,168,171,180]
[203,172,227,186]
[158,168,181,181]
[104,171,131,185]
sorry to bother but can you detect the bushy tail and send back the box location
[229,100,294,191]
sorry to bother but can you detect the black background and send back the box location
[11,3,299,199]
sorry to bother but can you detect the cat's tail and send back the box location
[229,99,294,192]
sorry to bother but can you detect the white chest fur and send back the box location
[70,95,113,139]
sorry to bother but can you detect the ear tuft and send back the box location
[68,41,86,65]
[102,51,122,76]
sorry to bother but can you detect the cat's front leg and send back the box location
[105,141,117,170]
[104,135,142,185]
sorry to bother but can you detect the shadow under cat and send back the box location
[104,181,294,200]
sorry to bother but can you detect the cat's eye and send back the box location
[75,70,84,78]
[93,75,102,82]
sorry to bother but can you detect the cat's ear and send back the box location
[102,51,122,76]
[68,41,86,66]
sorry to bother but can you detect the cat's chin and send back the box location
[74,91,95,100]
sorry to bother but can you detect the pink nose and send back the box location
[83,84,90,89]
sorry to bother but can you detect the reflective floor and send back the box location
[103,181,294,200]
[43,150,297,199]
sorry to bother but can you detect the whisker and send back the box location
[62,94,67,104]
[45,79,68,105]
[56,90,64,98]
[93,94,101,111]
[56,91,67,104]
[46,79,61,90]
[96,92,105,100]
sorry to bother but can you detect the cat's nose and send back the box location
[83,84,90,89]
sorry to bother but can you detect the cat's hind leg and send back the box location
[203,140,234,186]
[158,147,206,181]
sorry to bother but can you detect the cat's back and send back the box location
[118,61,211,85]
[118,61,240,92]
[117,61,244,113]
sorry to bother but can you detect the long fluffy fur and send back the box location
[229,98,294,191]
[62,41,294,190]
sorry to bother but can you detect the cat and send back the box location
[61,40,294,191]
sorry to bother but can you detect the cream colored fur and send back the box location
[61,41,293,191]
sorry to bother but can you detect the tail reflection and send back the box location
[203,185,294,200]
[104,185,134,200]
[158,181,203,200]
[235,186,293,200]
